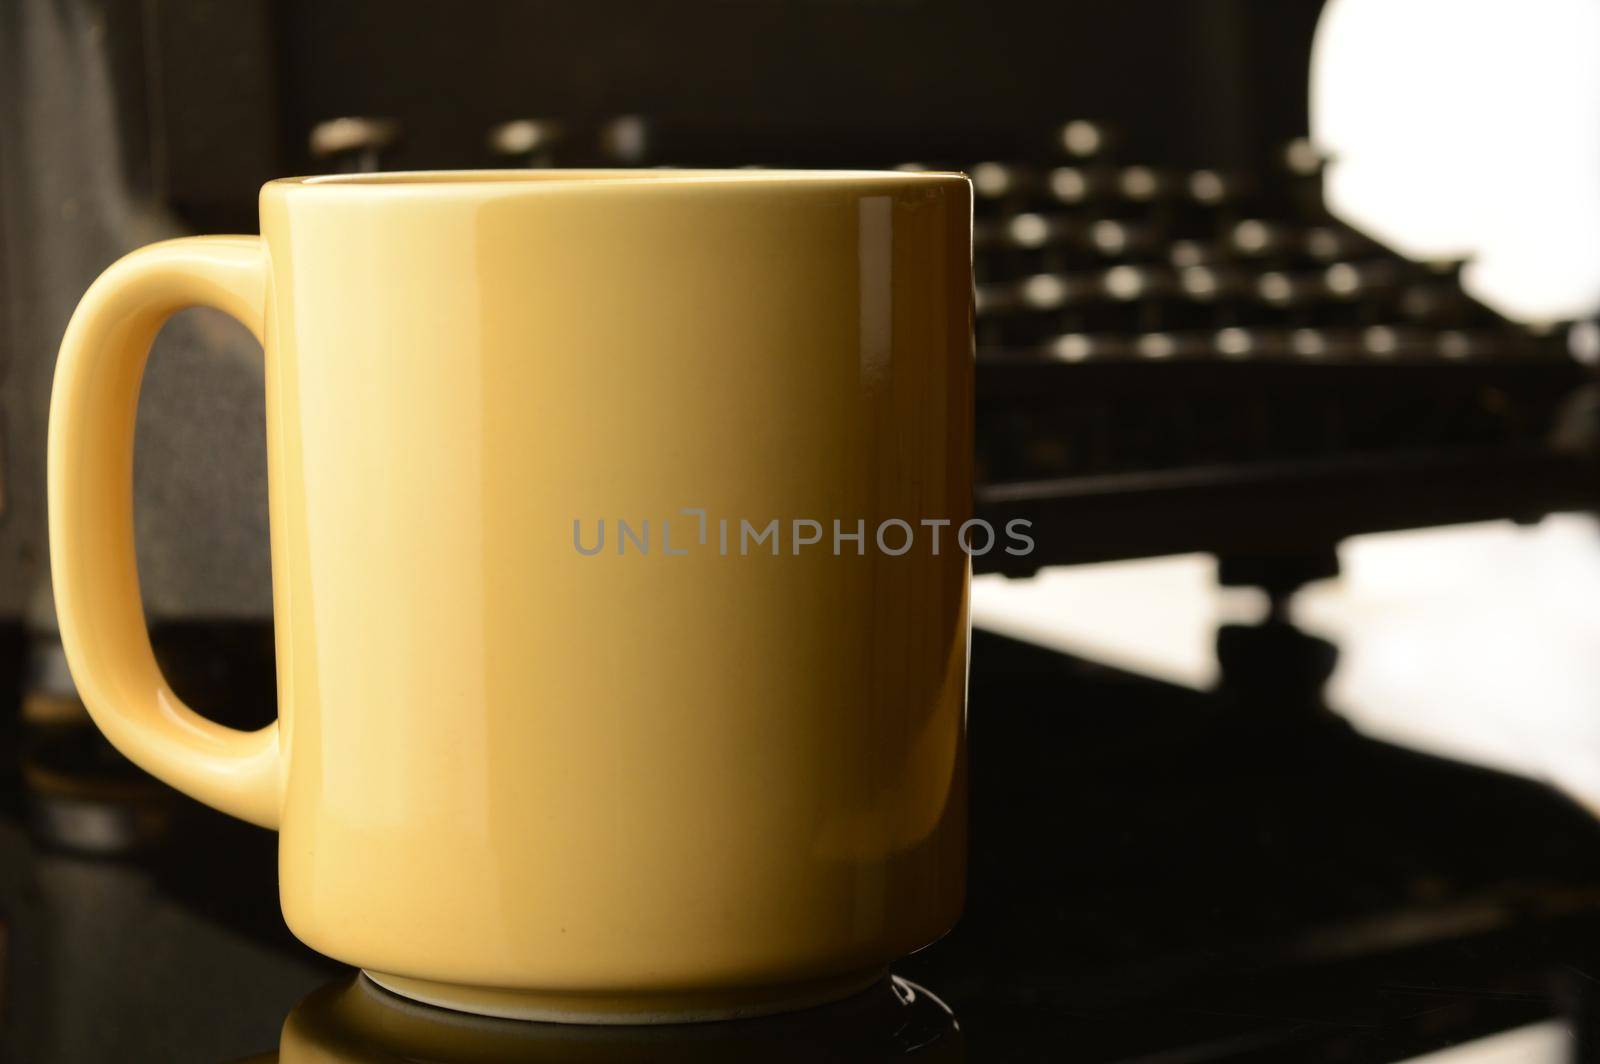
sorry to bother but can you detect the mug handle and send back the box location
[48,236,281,829]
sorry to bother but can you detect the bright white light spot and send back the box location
[1363,325,1399,356]
[1050,333,1093,362]
[1312,0,1600,325]
[1181,266,1218,298]
[1103,265,1143,300]
[1120,166,1159,200]
[1325,261,1361,297]
[1137,333,1177,359]
[1233,219,1270,254]
[1060,120,1104,158]
[1050,167,1088,203]
[1189,169,1225,204]
[1022,274,1068,309]
[970,161,1011,198]
[1570,320,1600,363]
[1091,220,1129,255]
[1216,327,1251,357]
[1292,328,1328,357]
[1259,271,1293,304]
[1009,213,1049,248]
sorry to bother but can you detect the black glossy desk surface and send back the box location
[5,627,1600,1063]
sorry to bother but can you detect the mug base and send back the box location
[361,965,889,1025]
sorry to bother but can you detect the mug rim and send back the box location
[265,168,970,195]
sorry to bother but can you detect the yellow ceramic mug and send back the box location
[48,171,972,1023]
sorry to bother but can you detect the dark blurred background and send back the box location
[2,1,1600,1060]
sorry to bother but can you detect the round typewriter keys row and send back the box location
[977,211,1383,271]
[978,261,1474,315]
[1016,326,1541,364]
[484,115,655,167]
[307,113,663,172]
[972,161,1257,215]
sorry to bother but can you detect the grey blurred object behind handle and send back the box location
[0,0,272,630]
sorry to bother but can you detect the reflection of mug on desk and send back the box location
[49,171,973,1021]
[273,974,963,1062]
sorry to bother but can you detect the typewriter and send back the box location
[960,128,1598,587]
[5,0,1594,614]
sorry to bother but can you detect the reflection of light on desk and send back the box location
[1395,1020,1569,1064]
[1296,516,1600,810]
[973,515,1600,815]
[972,556,1268,689]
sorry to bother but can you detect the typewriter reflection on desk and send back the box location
[2,1,1600,1062]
